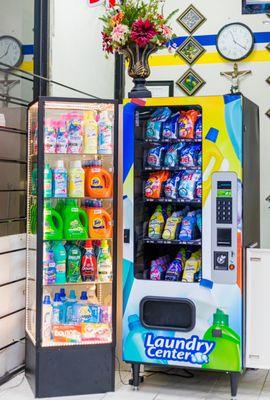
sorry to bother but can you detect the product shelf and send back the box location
[144,138,202,144]
[43,238,112,242]
[32,195,113,201]
[144,197,201,205]
[144,166,199,172]
[143,238,201,246]
[43,281,112,286]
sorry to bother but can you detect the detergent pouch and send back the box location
[145,107,172,141]
[197,151,202,167]
[196,177,202,199]
[182,254,201,283]
[195,114,202,139]
[44,120,57,153]
[196,210,202,233]
[165,252,185,282]
[179,211,197,241]
[146,145,167,168]
[164,143,183,168]
[178,170,201,200]
[150,258,167,281]
[162,112,179,140]
[164,173,182,200]
[56,120,68,154]
[180,143,201,167]
[179,110,199,139]
[162,212,183,240]
[67,113,83,154]
[144,171,170,199]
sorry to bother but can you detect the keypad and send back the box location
[216,198,232,224]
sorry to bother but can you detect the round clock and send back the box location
[0,36,23,71]
[216,23,254,61]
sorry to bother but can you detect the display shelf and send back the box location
[43,281,112,286]
[144,138,202,144]
[144,197,201,204]
[43,238,112,242]
[144,166,200,171]
[31,195,113,201]
[143,238,202,246]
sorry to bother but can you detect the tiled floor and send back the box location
[0,369,269,400]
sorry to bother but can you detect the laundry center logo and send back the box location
[144,334,215,365]
[87,0,115,7]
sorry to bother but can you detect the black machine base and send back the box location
[25,335,115,398]
[128,78,152,98]
[230,372,240,398]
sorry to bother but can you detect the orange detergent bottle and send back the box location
[84,160,113,199]
[84,200,112,239]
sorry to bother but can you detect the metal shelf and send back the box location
[144,138,202,144]
[144,166,200,171]
[144,197,202,205]
[143,238,202,246]
[43,281,112,286]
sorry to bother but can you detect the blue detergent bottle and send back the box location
[65,290,77,324]
[123,314,168,364]
[59,288,67,302]
[52,293,64,324]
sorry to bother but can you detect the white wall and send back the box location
[0,0,34,103]
[125,0,270,248]
[49,0,115,99]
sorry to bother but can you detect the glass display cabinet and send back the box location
[25,97,118,397]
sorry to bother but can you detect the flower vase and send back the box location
[120,42,157,98]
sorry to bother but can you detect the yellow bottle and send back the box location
[68,160,85,198]
[84,111,98,154]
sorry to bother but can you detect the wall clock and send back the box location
[0,35,23,71]
[216,23,254,61]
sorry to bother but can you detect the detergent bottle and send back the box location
[62,199,88,240]
[32,163,38,195]
[88,284,99,304]
[97,240,112,282]
[42,295,52,345]
[203,128,224,201]
[84,200,112,239]
[98,110,113,155]
[83,111,98,154]
[44,163,53,198]
[81,240,97,282]
[68,160,85,198]
[43,243,57,285]
[53,241,67,284]
[84,160,113,199]
[66,242,82,283]
[52,293,64,324]
[64,290,77,324]
[202,308,241,371]
[43,201,63,240]
[148,205,165,240]
[53,160,68,198]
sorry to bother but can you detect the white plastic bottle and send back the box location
[98,110,113,155]
[68,160,85,197]
[84,111,98,154]
[42,295,53,345]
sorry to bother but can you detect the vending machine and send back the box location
[26,97,117,397]
[122,95,260,397]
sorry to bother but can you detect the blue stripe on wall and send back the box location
[169,31,270,48]
[22,45,34,55]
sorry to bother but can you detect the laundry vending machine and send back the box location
[122,95,260,397]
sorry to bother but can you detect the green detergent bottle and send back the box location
[43,201,63,240]
[67,242,82,283]
[62,199,88,240]
[202,308,241,371]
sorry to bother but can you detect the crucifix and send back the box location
[220,63,251,94]
[0,73,19,106]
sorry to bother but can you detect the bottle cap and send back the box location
[60,288,66,297]
[80,291,88,300]
[43,295,51,305]
[55,160,65,168]
[128,314,141,330]
[53,293,61,302]
[70,160,82,168]
[69,290,76,300]
[205,128,219,143]
[213,308,229,326]
[85,240,93,248]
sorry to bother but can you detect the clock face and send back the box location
[0,36,23,71]
[216,23,254,61]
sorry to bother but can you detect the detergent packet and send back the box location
[196,210,202,234]
[165,249,186,281]
[182,251,201,283]
[144,171,170,199]
[179,110,200,139]
[162,211,183,240]
[150,258,168,280]
[178,170,201,200]
[56,120,69,154]
[145,107,172,141]
[164,143,183,168]
[197,151,202,167]
[164,173,182,200]
[178,211,197,241]
[44,119,57,153]
[196,176,202,199]
[179,143,201,167]
[146,145,167,168]
[195,114,202,139]
[66,112,83,154]
[162,112,179,140]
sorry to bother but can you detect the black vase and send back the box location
[119,42,157,98]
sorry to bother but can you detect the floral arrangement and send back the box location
[100,0,177,56]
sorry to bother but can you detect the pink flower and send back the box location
[161,25,173,40]
[111,24,129,44]
[131,19,157,47]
